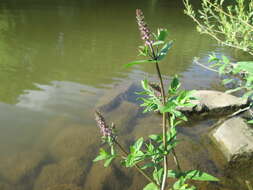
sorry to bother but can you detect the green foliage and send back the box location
[93,148,116,167]
[144,183,159,190]
[184,0,253,127]
[184,0,253,55]
[94,9,218,190]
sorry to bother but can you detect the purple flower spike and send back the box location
[95,110,113,138]
[136,9,153,46]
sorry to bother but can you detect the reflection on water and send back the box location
[0,0,251,190]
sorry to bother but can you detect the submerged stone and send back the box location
[104,101,139,135]
[177,90,249,116]
[0,151,46,187]
[84,162,133,190]
[49,124,99,161]
[34,157,86,190]
[96,82,135,112]
[211,117,253,163]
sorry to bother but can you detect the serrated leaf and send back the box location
[143,183,159,190]
[157,41,173,61]
[125,60,156,67]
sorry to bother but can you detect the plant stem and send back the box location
[114,140,159,187]
[154,62,168,190]
[154,61,182,189]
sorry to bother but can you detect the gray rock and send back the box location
[177,90,249,116]
[211,117,253,163]
[96,82,135,112]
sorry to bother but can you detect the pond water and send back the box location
[0,0,252,190]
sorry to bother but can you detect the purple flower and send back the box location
[95,110,114,138]
[136,9,153,46]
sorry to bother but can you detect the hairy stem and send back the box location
[114,140,159,187]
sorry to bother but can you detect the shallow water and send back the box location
[0,0,252,190]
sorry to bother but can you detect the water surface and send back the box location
[0,0,251,190]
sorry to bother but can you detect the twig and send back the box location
[114,140,159,187]
[210,105,252,130]
[194,58,219,73]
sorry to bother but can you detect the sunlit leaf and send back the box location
[125,60,156,67]
[237,61,253,74]
[157,41,173,61]
[143,183,159,190]
[184,170,219,181]
[104,156,116,167]
[157,28,169,41]
[153,41,164,46]
[248,119,253,124]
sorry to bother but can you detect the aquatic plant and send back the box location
[94,9,218,190]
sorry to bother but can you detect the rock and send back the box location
[104,101,139,135]
[34,157,86,190]
[83,162,132,190]
[83,162,114,190]
[96,82,135,112]
[49,124,99,161]
[211,117,253,163]
[0,151,46,186]
[45,184,82,190]
[177,90,249,116]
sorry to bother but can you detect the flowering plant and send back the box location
[94,9,218,190]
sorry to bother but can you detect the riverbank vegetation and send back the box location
[184,0,253,124]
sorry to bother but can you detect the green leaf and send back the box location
[208,54,219,63]
[104,155,116,167]
[153,41,164,46]
[134,137,144,151]
[141,163,157,170]
[157,28,169,41]
[184,170,219,181]
[93,148,110,162]
[125,60,156,67]
[157,41,173,61]
[248,119,253,124]
[143,183,159,190]
[149,134,162,142]
[167,170,180,178]
[141,79,149,91]
[237,61,253,74]
[153,168,163,184]
[222,55,230,65]
[169,75,181,94]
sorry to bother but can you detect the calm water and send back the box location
[0,0,251,190]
